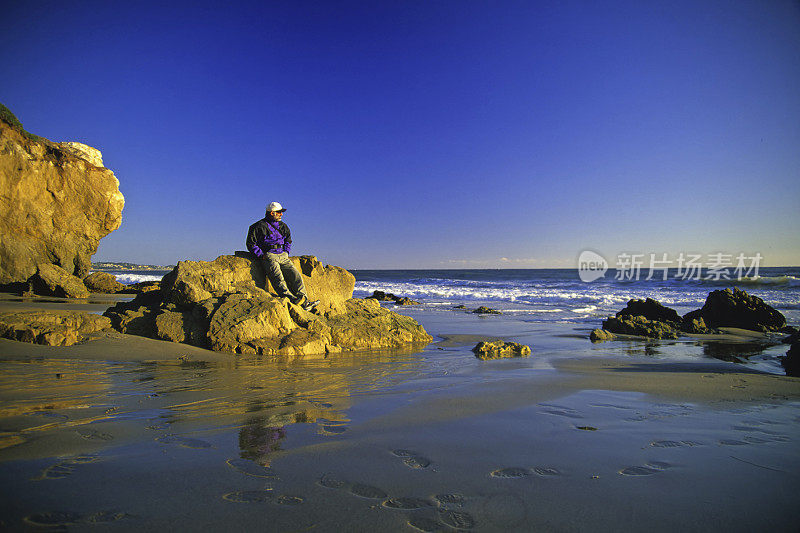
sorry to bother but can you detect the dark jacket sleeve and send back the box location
[280,221,292,254]
[246,221,264,257]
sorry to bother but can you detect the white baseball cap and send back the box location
[266,201,286,213]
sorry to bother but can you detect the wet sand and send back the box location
[0,297,799,531]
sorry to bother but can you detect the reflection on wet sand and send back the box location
[0,348,426,462]
[702,341,767,363]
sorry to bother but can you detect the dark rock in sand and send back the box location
[682,316,714,334]
[473,306,502,315]
[393,297,420,305]
[780,342,799,377]
[83,272,126,293]
[601,315,680,339]
[366,290,397,301]
[29,263,89,299]
[782,330,800,345]
[684,287,786,332]
[366,290,420,305]
[616,298,681,324]
[104,254,432,357]
[472,340,531,359]
[0,310,112,346]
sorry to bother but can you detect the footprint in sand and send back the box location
[408,514,448,532]
[226,458,280,479]
[440,509,476,529]
[223,490,274,503]
[619,462,672,476]
[318,472,349,489]
[490,467,530,479]
[76,428,113,441]
[434,493,465,507]
[382,497,436,510]
[350,483,389,499]
[156,435,213,449]
[317,471,387,499]
[533,466,562,476]
[222,490,303,505]
[391,449,432,469]
[35,454,101,480]
[24,510,129,527]
[404,456,432,469]
[650,440,704,448]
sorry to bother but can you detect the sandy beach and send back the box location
[0,294,798,532]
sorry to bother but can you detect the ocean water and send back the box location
[351,267,800,326]
[98,266,800,326]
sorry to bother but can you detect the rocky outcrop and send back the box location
[0,310,112,346]
[600,315,680,339]
[365,290,420,305]
[83,271,127,293]
[590,289,789,341]
[29,263,89,299]
[472,340,531,360]
[616,298,681,323]
[473,306,502,315]
[684,288,786,332]
[781,342,799,377]
[0,109,124,287]
[104,255,432,357]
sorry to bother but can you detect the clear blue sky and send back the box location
[3,0,799,268]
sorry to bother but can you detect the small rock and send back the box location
[473,306,501,315]
[365,290,397,301]
[472,340,531,360]
[589,329,614,342]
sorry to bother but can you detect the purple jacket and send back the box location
[246,218,292,257]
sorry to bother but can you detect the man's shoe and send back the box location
[301,299,320,311]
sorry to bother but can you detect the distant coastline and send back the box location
[92,261,175,272]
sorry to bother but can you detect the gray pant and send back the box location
[260,252,307,300]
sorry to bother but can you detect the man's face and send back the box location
[267,210,283,222]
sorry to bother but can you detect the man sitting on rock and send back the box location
[246,202,319,311]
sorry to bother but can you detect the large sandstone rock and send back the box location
[0,310,111,346]
[161,254,353,316]
[0,114,124,286]
[684,287,786,332]
[104,255,432,357]
[83,271,127,293]
[29,263,89,298]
